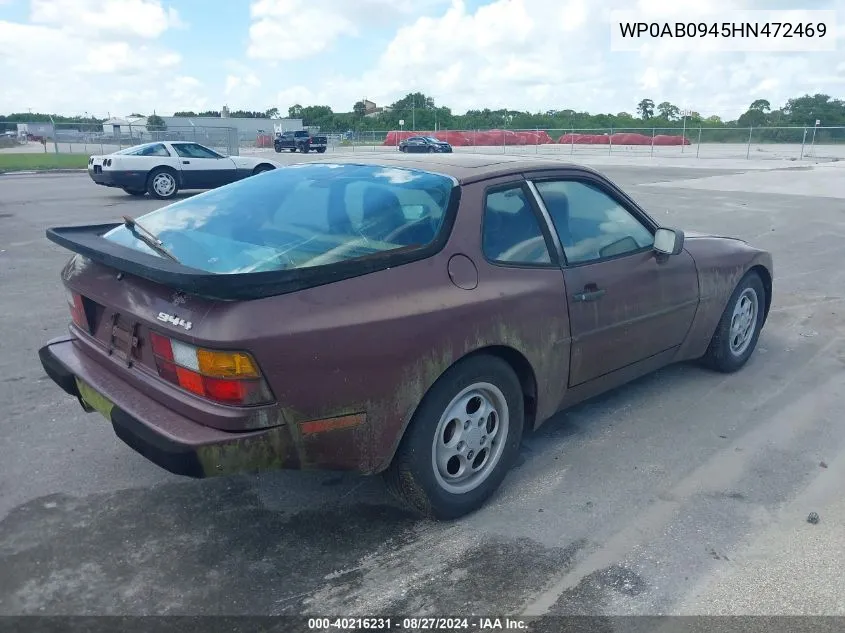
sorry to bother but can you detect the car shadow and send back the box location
[0,357,749,615]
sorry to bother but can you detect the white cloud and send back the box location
[271,0,845,119]
[246,0,450,61]
[30,0,186,39]
[225,73,261,96]
[0,0,201,116]
[3,0,845,121]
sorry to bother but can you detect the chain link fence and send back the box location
[243,126,845,161]
[5,122,845,162]
[6,122,240,156]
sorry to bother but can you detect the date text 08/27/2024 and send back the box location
[306,617,528,630]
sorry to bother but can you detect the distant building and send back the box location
[16,122,54,138]
[102,116,147,137]
[362,99,392,118]
[160,115,304,140]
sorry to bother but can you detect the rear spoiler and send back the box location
[45,223,435,302]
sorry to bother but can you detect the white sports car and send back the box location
[87,141,281,200]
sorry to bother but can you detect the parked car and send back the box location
[87,141,281,200]
[274,130,328,153]
[399,136,453,153]
[39,155,772,519]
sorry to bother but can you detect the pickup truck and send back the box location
[274,130,328,153]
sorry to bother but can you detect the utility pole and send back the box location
[411,95,416,131]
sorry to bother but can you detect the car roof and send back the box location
[302,154,599,184]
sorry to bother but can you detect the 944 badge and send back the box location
[157,312,192,331]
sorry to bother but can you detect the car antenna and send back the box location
[121,215,181,263]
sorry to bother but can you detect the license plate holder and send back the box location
[75,378,115,421]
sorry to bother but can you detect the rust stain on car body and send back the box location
[39,155,774,490]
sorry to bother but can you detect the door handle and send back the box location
[182,160,190,164]
[572,286,606,302]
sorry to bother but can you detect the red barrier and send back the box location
[653,134,691,146]
[381,130,556,147]
[558,133,690,146]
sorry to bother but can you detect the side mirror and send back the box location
[654,227,685,256]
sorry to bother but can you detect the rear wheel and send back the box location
[146,167,178,200]
[123,188,146,197]
[384,354,524,520]
[252,164,275,175]
[701,271,765,373]
[316,147,326,153]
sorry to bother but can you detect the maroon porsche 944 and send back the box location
[39,155,773,519]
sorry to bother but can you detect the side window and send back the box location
[140,143,169,157]
[173,143,220,159]
[535,180,654,265]
[482,186,552,265]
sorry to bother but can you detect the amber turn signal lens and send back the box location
[196,349,260,378]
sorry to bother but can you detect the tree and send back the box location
[146,113,166,131]
[173,111,197,117]
[737,108,767,127]
[705,115,722,124]
[782,93,845,126]
[265,107,279,119]
[749,99,771,112]
[129,112,144,118]
[353,100,367,118]
[657,101,680,120]
[288,104,303,118]
[637,99,654,119]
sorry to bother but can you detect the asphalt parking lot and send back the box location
[1,155,844,618]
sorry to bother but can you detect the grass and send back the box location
[0,153,90,172]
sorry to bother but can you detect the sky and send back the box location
[1,0,844,119]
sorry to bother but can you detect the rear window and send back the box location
[116,143,170,156]
[103,163,456,274]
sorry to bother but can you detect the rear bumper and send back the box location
[88,168,147,190]
[38,336,302,478]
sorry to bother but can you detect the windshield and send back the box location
[103,163,456,274]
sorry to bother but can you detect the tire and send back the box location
[252,164,275,175]
[123,188,146,197]
[701,271,766,373]
[316,147,326,153]
[146,167,179,200]
[384,354,524,520]
[274,145,282,153]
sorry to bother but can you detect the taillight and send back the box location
[66,288,89,331]
[148,332,274,406]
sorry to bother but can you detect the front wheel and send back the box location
[273,145,282,153]
[146,168,179,200]
[384,354,524,520]
[701,271,766,373]
[316,147,326,153]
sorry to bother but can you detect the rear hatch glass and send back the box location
[102,163,455,274]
